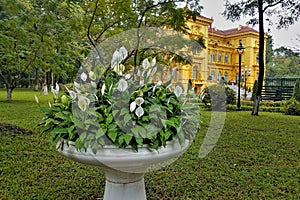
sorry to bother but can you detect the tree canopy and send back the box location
[0,0,204,101]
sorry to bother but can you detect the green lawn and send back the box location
[0,89,299,199]
[0,88,53,131]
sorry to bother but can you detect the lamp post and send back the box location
[236,40,245,111]
[242,66,251,99]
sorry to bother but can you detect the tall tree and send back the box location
[223,0,300,115]
[0,0,86,101]
[268,47,300,77]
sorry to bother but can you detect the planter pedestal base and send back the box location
[104,170,145,200]
[57,139,189,200]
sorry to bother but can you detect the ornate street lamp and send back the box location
[236,40,245,111]
[242,66,251,99]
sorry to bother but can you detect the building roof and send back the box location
[208,25,259,36]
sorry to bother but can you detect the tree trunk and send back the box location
[34,67,39,91]
[252,95,261,115]
[252,0,265,116]
[6,87,13,102]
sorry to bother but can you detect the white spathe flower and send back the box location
[91,81,97,88]
[34,94,39,104]
[101,84,106,95]
[51,85,59,98]
[114,64,125,75]
[93,94,99,101]
[78,95,90,111]
[119,46,128,60]
[153,81,162,93]
[74,81,80,92]
[142,58,150,70]
[55,82,59,92]
[151,57,156,67]
[89,71,96,81]
[48,101,52,108]
[109,84,113,92]
[152,67,157,75]
[174,85,183,97]
[135,106,144,118]
[111,49,122,68]
[69,90,77,100]
[119,64,125,71]
[117,78,128,92]
[80,72,87,82]
[125,74,131,80]
[130,101,137,112]
[111,50,119,66]
[74,81,80,88]
[146,69,152,78]
[135,97,144,106]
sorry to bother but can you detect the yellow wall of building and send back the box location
[179,16,267,94]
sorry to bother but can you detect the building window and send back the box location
[218,53,222,62]
[217,71,221,81]
[256,54,259,64]
[210,71,215,80]
[224,72,228,82]
[224,53,229,63]
[193,66,197,80]
[211,51,216,62]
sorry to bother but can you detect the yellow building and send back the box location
[177,16,267,94]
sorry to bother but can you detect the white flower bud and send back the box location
[117,78,128,92]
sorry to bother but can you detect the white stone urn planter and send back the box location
[57,139,189,200]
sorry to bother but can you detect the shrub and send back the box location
[282,98,300,116]
[225,86,236,105]
[199,84,236,111]
[292,79,300,101]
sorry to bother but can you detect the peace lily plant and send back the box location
[38,46,199,153]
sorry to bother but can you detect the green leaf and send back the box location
[79,132,87,141]
[75,138,83,150]
[85,119,99,126]
[108,131,117,142]
[105,114,114,124]
[73,118,85,129]
[131,126,146,138]
[95,112,104,122]
[96,128,105,139]
[91,141,99,154]
[123,134,132,145]
[112,109,119,117]
[123,114,131,125]
[98,138,105,146]
[67,126,75,134]
[120,108,128,116]
[52,127,67,134]
[135,137,143,146]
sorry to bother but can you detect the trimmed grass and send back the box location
[0,88,54,131]
[0,89,300,199]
